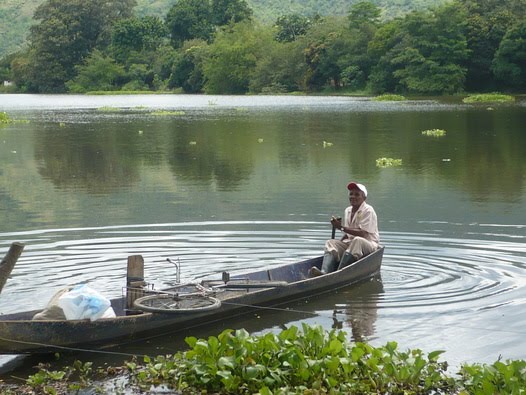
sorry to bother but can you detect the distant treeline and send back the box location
[0,0,448,59]
[1,0,525,95]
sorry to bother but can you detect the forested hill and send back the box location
[134,0,447,21]
[0,0,446,58]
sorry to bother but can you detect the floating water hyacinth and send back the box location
[376,157,402,168]
[0,112,11,124]
[373,94,406,101]
[422,129,446,137]
[97,106,120,112]
[151,110,185,116]
[463,93,514,103]
[0,111,29,125]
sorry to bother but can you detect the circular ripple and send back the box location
[1,222,524,318]
[379,231,526,314]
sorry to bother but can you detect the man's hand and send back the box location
[330,216,342,229]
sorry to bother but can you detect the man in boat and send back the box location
[309,182,380,276]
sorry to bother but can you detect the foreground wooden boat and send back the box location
[0,247,383,354]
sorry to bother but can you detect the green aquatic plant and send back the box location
[127,324,454,394]
[376,157,402,168]
[23,360,94,394]
[373,94,406,101]
[13,325,526,395]
[0,112,11,124]
[422,128,446,137]
[462,93,514,103]
[0,111,29,126]
[459,359,526,394]
[96,106,121,112]
[151,110,185,116]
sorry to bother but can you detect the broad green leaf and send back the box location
[218,356,235,370]
[428,350,445,362]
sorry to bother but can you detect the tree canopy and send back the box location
[2,0,526,95]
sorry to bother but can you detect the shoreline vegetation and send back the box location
[1,1,526,96]
[1,324,524,394]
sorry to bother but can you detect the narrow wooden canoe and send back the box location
[0,247,383,354]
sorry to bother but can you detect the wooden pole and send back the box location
[126,255,145,310]
[0,242,24,294]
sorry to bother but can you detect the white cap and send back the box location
[347,182,367,198]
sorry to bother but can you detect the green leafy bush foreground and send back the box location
[7,324,526,394]
[127,324,454,394]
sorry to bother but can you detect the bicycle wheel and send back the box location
[133,293,221,314]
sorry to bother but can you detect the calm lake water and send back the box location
[0,94,525,376]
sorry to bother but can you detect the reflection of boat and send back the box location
[0,245,383,354]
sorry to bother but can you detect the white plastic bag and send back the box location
[57,284,113,321]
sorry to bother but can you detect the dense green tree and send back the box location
[168,39,209,93]
[492,19,526,90]
[274,14,314,43]
[9,52,33,92]
[366,21,402,92]
[66,50,126,92]
[4,0,526,95]
[203,22,269,94]
[111,17,173,91]
[250,37,307,93]
[0,53,15,82]
[457,0,526,91]
[368,4,469,94]
[112,16,167,62]
[302,18,352,91]
[348,1,381,29]
[339,2,382,90]
[165,0,214,47]
[20,0,136,92]
[211,0,253,26]
[0,0,455,60]
[166,0,253,48]
[151,43,180,88]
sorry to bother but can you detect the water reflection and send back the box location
[2,98,525,202]
[34,124,142,193]
[336,277,384,342]
[166,122,254,189]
